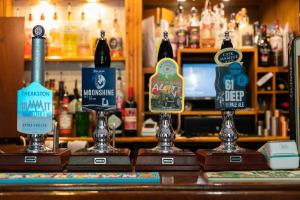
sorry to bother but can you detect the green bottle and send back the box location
[75,98,89,137]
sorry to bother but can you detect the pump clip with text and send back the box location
[149,58,184,113]
[214,48,249,110]
[82,68,116,111]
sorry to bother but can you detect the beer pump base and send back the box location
[196,149,269,171]
[135,148,200,171]
[0,148,70,172]
[67,148,132,171]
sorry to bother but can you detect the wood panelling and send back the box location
[0,17,24,138]
[125,0,143,133]
[0,0,13,17]
[261,0,299,33]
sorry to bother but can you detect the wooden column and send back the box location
[0,0,13,17]
[125,0,143,133]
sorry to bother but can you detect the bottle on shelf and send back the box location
[75,98,89,137]
[109,69,125,136]
[48,4,63,57]
[269,19,283,66]
[200,0,216,48]
[168,23,177,59]
[59,92,73,136]
[214,3,227,48]
[227,13,238,48]
[174,2,188,49]
[124,87,137,137]
[109,10,123,58]
[77,9,91,56]
[258,25,272,66]
[253,21,261,47]
[63,3,78,57]
[188,6,200,48]
[24,5,34,57]
[238,8,254,47]
[49,79,59,120]
[94,31,111,68]
[92,16,103,54]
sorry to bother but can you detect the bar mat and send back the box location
[205,170,300,182]
[0,172,160,184]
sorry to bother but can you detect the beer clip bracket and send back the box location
[136,58,200,171]
[0,25,70,172]
[196,47,268,171]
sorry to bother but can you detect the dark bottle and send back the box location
[124,87,137,137]
[221,31,233,49]
[157,31,173,61]
[258,25,272,66]
[94,31,111,68]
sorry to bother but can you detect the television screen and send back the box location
[182,63,216,99]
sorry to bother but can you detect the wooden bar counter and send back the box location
[0,172,300,199]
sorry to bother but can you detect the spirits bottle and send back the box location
[59,92,73,136]
[77,10,91,56]
[94,31,111,68]
[253,21,261,47]
[188,6,200,48]
[109,69,124,136]
[258,25,272,66]
[109,10,123,58]
[174,2,188,49]
[227,13,238,48]
[63,3,78,57]
[92,17,103,54]
[75,98,89,137]
[124,87,137,137]
[168,23,177,58]
[24,5,34,57]
[238,8,253,47]
[214,3,227,48]
[48,4,63,56]
[269,20,283,66]
[200,0,216,48]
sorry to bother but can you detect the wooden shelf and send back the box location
[257,67,288,73]
[144,109,257,116]
[257,91,274,94]
[276,90,289,94]
[24,56,126,62]
[178,47,257,54]
[55,136,289,143]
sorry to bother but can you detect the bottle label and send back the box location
[116,96,124,110]
[260,48,270,63]
[270,35,283,52]
[189,26,200,48]
[109,37,123,50]
[242,33,253,46]
[59,113,73,134]
[124,108,137,130]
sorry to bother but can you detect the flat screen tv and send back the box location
[182,63,216,100]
